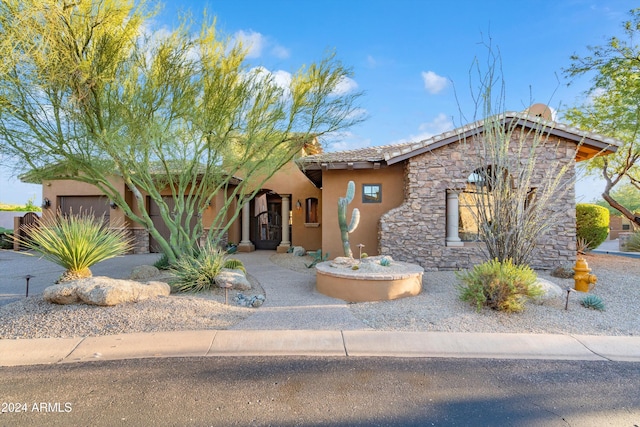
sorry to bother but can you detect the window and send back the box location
[305,197,318,223]
[362,184,382,203]
[458,166,510,242]
[623,224,631,231]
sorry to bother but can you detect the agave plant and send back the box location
[580,294,605,311]
[14,211,131,282]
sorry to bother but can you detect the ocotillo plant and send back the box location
[338,181,360,257]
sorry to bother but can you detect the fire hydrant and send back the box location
[573,258,597,292]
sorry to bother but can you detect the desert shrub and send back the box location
[223,258,246,274]
[457,259,542,313]
[576,204,610,250]
[12,212,131,282]
[623,230,640,252]
[0,228,13,249]
[153,253,171,270]
[170,243,227,293]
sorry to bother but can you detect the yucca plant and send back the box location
[14,211,131,282]
[170,243,227,293]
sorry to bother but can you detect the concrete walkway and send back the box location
[1,249,639,367]
[229,251,368,330]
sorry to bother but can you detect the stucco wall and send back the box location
[321,164,405,258]
[253,160,323,251]
[379,133,577,271]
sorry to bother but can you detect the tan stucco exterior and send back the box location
[251,160,323,251]
[38,158,322,254]
[320,164,405,258]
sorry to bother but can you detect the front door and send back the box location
[252,197,282,250]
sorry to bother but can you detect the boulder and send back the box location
[531,278,564,305]
[129,265,160,280]
[43,282,81,305]
[292,246,306,257]
[215,268,251,290]
[44,277,170,306]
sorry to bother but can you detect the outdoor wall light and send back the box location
[296,199,302,210]
[41,198,51,209]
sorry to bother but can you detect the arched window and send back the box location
[305,197,318,224]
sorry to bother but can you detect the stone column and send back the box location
[277,195,291,253]
[238,197,255,252]
[446,190,463,247]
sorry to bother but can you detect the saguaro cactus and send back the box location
[338,181,360,257]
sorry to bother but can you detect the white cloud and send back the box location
[421,70,448,94]
[325,131,371,152]
[418,113,454,134]
[366,55,377,68]
[271,45,290,59]
[391,113,454,145]
[332,76,358,96]
[233,30,266,58]
[233,30,290,59]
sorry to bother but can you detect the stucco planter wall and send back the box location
[315,258,424,302]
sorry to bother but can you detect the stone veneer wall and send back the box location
[130,229,150,254]
[129,228,230,254]
[379,132,577,271]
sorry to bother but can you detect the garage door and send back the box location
[148,196,199,253]
[58,196,110,223]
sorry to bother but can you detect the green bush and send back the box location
[153,253,171,270]
[13,212,131,282]
[457,259,542,313]
[576,203,610,250]
[623,230,640,252]
[0,227,13,249]
[170,243,227,293]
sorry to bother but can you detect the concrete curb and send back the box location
[1,330,639,367]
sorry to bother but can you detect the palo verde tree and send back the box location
[0,0,363,264]
[564,8,640,226]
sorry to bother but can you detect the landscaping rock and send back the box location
[43,282,80,305]
[215,268,251,290]
[550,265,574,279]
[234,293,265,307]
[292,246,306,257]
[43,277,170,306]
[330,257,358,268]
[129,265,160,280]
[531,278,564,305]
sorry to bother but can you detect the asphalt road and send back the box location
[1,357,639,426]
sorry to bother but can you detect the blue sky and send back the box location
[0,0,631,204]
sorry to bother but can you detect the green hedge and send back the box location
[576,203,610,249]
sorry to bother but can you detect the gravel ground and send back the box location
[271,252,640,337]
[0,274,264,339]
[0,252,637,339]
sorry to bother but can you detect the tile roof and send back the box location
[298,111,622,168]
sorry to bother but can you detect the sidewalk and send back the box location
[592,238,640,258]
[1,330,639,366]
[1,249,639,367]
